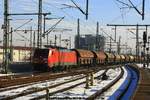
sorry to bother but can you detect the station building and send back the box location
[0,46,31,63]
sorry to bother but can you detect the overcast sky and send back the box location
[0,0,150,53]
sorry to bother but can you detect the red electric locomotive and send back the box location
[48,48,77,68]
[32,48,77,71]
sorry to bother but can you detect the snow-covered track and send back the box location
[107,65,139,100]
[0,67,107,100]
[0,65,119,89]
[0,69,94,88]
[86,67,124,100]
[27,69,107,100]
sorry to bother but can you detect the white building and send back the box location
[0,46,31,63]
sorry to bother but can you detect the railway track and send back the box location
[0,73,85,92]
[0,65,122,100]
[86,66,124,100]
[0,69,92,88]
[0,74,87,99]
[0,67,107,100]
[31,67,123,100]
[15,69,109,100]
[0,65,119,88]
[96,64,139,100]
[119,65,139,99]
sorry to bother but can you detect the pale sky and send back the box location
[0,0,150,54]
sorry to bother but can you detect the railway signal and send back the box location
[107,24,150,57]
[143,31,147,47]
[143,31,147,68]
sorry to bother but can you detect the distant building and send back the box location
[75,34,105,51]
[0,46,31,63]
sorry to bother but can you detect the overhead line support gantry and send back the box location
[107,24,150,57]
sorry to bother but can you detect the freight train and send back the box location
[32,47,144,72]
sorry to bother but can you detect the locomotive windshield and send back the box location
[33,49,49,58]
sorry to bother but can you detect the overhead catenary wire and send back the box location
[41,1,95,34]
[1,0,146,50]
[14,31,30,42]
[13,19,33,32]
[113,0,126,24]
[42,16,65,37]
[1,0,128,39]
[32,0,134,50]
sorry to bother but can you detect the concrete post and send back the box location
[85,73,89,88]
[90,72,94,86]
[46,88,49,100]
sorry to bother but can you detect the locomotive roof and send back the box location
[44,45,67,49]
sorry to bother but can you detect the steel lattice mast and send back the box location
[3,0,9,73]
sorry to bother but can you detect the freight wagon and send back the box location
[32,48,143,72]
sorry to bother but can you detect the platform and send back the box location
[133,65,150,100]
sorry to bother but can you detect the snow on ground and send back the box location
[49,68,121,99]
[136,63,150,69]
[0,72,34,76]
[0,73,12,76]
[14,78,86,100]
[0,74,85,99]
[10,70,106,100]
[0,67,123,100]
[96,67,127,100]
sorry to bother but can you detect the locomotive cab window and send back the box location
[33,49,49,58]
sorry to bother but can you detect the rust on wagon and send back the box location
[94,51,106,60]
[75,49,94,58]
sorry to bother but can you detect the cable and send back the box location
[42,1,98,35]
[42,0,121,50]
[14,31,30,42]
[113,0,127,24]
[13,19,33,32]
[29,0,103,37]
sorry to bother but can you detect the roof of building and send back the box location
[0,46,32,50]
